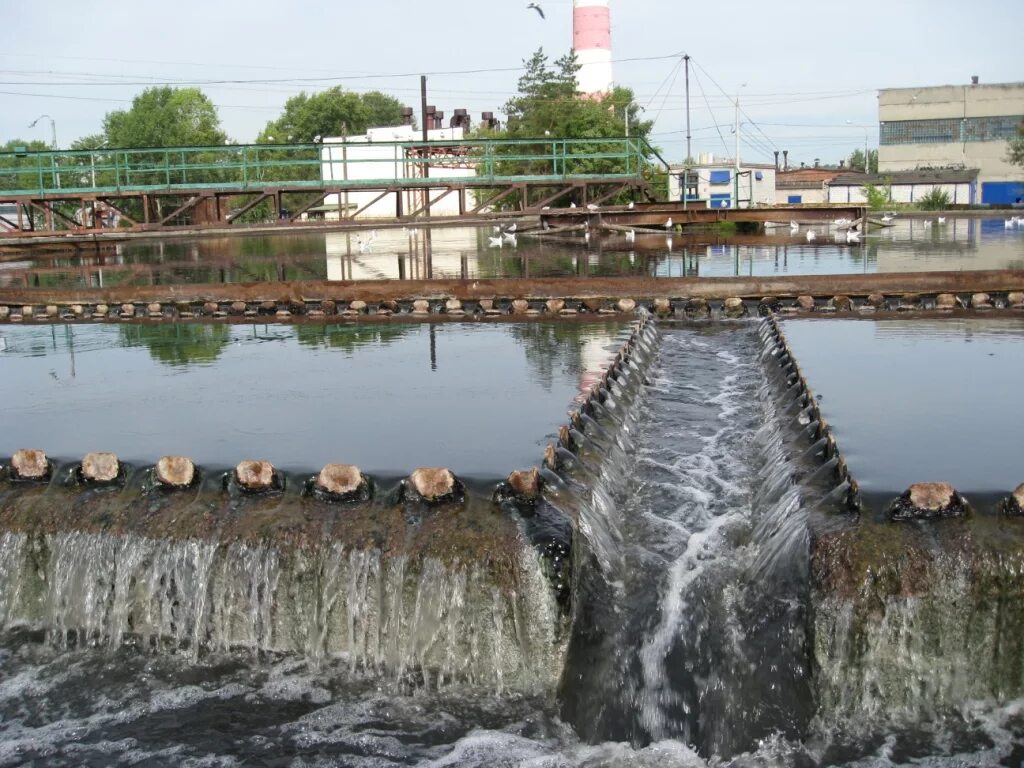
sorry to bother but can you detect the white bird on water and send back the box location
[923,220,933,228]
[625,229,636,242]
[527,2,545,19]
[666,236,673,251]
[937,216,947,224]
[1006,218,1016,229]
[806,230,816,242]
[846,229,860,243]
[665,217,673,229]
[789,220,800,232]
[488,235,503,248]
[502,231,518,245]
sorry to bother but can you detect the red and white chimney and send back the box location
[573,0,613,97]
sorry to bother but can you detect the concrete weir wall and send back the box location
[765,314,1024,725]
[0,316,658,692]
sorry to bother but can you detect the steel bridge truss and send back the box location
[0,138,656,237]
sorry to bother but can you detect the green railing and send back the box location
[0,138,656,197]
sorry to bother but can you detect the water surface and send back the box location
[0,322,623,476]
[2,217,1021,289]
[781,317,1024,496]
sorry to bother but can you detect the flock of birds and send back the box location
[1005,215,1024,229]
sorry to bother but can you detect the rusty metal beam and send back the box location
[470,186,518,214]
[406,187,456,219]
[286,191,331,222]
[158,195,209,227]
[225,192,272,224]
[351,188,395,219]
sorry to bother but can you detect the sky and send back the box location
[2,0,1022,167]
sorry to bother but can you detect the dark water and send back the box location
[0,322,624,476]
[781,317,1024,497]
[2,217,1022,289]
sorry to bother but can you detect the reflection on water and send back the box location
[2,217,1022,289]
[0,321,624,475]
[781,317,1024,496]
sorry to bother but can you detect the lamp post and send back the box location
[734,84,746,208]
[28,114,59,189]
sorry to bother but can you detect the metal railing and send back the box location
[0,137,656,197]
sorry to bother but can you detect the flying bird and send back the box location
[527,2,545,19]
[806,230,816,242]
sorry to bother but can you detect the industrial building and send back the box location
[878,80,1024,205]
[776,167,854,205]
[827,168,978,205]
[668,158,776,208]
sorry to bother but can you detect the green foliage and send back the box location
[848,148,878,174]
[1007,122,1024,167]
[103,87,228,148]
[918,187,951,210]
[0,138,51,191]
[257,87,405,145]
[862,181,892,210]
[479,48,654,207]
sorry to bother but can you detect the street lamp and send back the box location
[28,114,59,189]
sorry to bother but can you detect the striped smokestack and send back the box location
[573,0,613,97]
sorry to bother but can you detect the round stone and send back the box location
[95,304,109,315]
[350,300,368,312]
[45,304,59,317]
[71,304,85,316]
[147,303,162,315]
[412,299,430,314]
[203,302,219,315]
[230,301,247,315]
[317,464,364,496]
[0,307,9,319]
[478,298,495,311]
[796,295,815,311]
[866,293,885,307]
[581,298,604,312]
[120,303,135,316]
[82,452,120,483]
[155,456,195,488]
[507,468,541,500]
[511,299,530,314]
[1014,483,1024,509]
[831,295,852,311]
[235,460,275,491]
[971,292,992,308]
[22,306,33,317]
[1007,292,1024,306]
[445,298,462,312]
[617,298,637,313]
[546,299,566,314]
[653,298,672,314]
[936,293,957,308]
[409,467,457,501]
[889,481,968,521]
[909,482,956,511]
[11,448,49,480]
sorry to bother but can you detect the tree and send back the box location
[257,87,405,144]
[0,138,51,191]
[1007,122,1024,167]
[848,148,878,174]
[103,87,228,147]
[483,48,655,206]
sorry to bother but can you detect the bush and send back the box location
[918,187,951,210]
[861,182,891,210]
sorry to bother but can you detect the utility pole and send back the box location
[420,75,429,219]
[684,55,691,164]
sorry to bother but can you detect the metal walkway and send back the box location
[0,138,656,237]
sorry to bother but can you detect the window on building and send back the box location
[880,116,1024,145]
[709,170,731,184]
[787,195,802,204]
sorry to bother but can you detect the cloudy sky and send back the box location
[2,0,1021,166]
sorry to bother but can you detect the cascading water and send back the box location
[550,321,834,757]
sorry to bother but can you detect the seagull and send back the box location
[569,202,577,208]
[1005,219,1015,229]
[506,222,517,233]
[492,225,502,233]
[625,229,636,242]
[488,235,503,248]
[502,231,517,245]
[833,218,851,227]
[527,2,545,19]
[881,213,895,223]
[584,230,591,243]
[806,230,816,242]
[541,205,551,210]
[923,220,933,228]
[665,217,673,229]
[789,220,799,232]
[628,201,635,209]
[937,216,946,224]
[357,230,377,253]
[587,203,600,211]
[846,230,860,243]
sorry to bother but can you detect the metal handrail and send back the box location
[0,137,654,197]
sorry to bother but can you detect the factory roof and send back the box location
[829,168,980,186]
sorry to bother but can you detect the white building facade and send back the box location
[668,160,776,208]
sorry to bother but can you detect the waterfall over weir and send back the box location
[546,321,842,757]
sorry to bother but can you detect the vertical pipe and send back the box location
[420,75,430,219]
